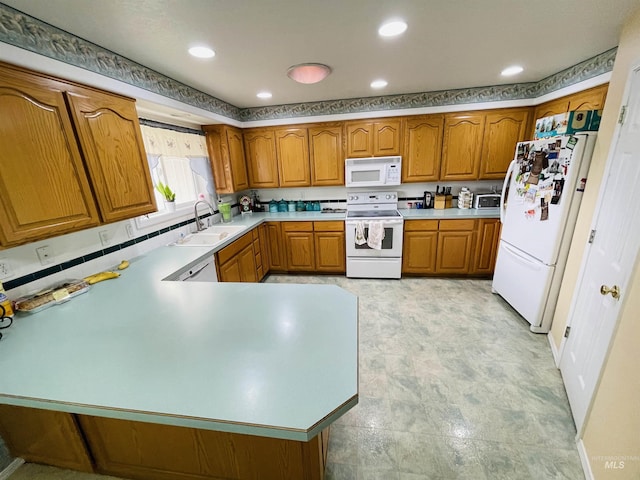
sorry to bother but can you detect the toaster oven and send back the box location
[474,193,501,209]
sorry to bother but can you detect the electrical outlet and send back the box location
[99,230,110,246]
[0,259,12,280]
[36,246,54,265]
[125,224,134,239]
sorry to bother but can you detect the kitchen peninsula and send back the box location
[0,243,358,480]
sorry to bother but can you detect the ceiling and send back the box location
[2,0,638,110]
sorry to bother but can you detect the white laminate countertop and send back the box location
[399,207,500,219]
[0,241,358,442]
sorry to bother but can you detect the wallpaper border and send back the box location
[0,3,617,123]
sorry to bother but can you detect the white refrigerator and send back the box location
[492,132,597,333]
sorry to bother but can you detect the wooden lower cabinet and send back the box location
[283,222,316,271]
[0,405,94,472]
[216,232,258,282]
[314,222,346,273]
[473,218,501,274]
[267,222,286,271]
[402,220,438,274]
[0,404,330,480]
[402,218,501,276]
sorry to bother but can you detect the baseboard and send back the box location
[548,332,561,367]
[0,458,25,480]
[577,439,594,480]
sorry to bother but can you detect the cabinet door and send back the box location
[402,115,444,182]
[441,113,485,180]
[238,244,258,282]
[473,218,501,274]
[402,231,438,274]
[0,69,100,246]
[0,405,93,472]
[244,129,279,188]
[436,220,476,274]
[66,88,156,223]
[282,222,315,271]
[567,83,608,112]
[309,124,344,186]
[345,121,373,157]
[275,127,311,187]
[204,125,249,194]
[218,258,242,282]
[259,223,271,277]
[227,127,250,191]
[266,222,285,271]
[479,108,530,179]
[314,232,345,272]
[373,119,401,156]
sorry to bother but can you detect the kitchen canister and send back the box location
[288,201,296,212]
[277,199,288,212]
[269,200,278,213]
[458,187,473,209]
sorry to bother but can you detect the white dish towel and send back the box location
[367,221,385,250]
[355,221,367,245]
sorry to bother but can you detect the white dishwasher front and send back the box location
[177,257,218,282]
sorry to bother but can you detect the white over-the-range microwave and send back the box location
[345,156,401,188]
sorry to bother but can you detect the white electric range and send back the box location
[344,191,404,279]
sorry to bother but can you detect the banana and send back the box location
[84,271,120,285]
[117,260,130,270]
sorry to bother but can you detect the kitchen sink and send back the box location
[171,224,247,247]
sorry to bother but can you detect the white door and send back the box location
[560,65,640,433]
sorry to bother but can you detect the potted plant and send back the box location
[155,182,176,211]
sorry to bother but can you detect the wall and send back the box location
[547,7,640,479]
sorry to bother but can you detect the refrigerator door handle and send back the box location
[502,243,542,270]
[500,159,516,224]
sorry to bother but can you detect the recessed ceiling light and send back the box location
[378,20,407,37]
[501,65,524,76]
[371,79,388,89]
[188,46,215,58]
[287,63,332,84]
[256,92,272,99]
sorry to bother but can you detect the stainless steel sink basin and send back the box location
[171,225,247,247]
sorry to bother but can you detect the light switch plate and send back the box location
[99,230,110,246]
[0,259,12,280]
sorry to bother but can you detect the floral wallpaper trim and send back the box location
[0,3,241,120]
[0,3,616,123]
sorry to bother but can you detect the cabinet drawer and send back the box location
[282,221,313,232]
[216,232,253,265]
[251,228,260,241]
[314,221,344,232]
[438,219,476,231]
[404,220,439,231]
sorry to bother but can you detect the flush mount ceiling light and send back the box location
[371,79,388,89]
[501,65,524,76]
[256,91,272,99]
[287,63,332,84]
[378,20,408,37]
[188,46,215,58]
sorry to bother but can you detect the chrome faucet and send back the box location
[193,200,215,231]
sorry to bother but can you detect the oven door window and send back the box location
[354,227,395,250]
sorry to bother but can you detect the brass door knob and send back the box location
[600,284,620,299]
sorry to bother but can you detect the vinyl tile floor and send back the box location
[7,276,584,480]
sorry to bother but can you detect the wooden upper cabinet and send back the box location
[309,124,344,186]
[66,87,156,223]
[531,83,608,138]
[244,129,279,188]
[402,115,444,183]
[479,108,530,179]
[203,125,249,194]
[0,67,101,246]
[374,119,402,156]
[275,127,311,187]
[345,118,401,157]
[567,83,608,111]
[441,113,485,180]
